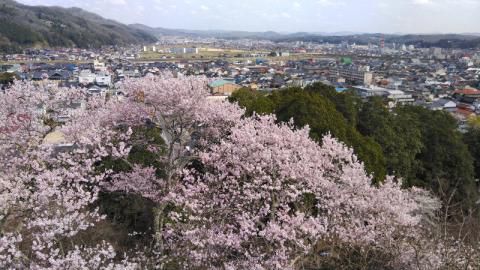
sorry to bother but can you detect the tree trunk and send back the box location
[153,203,166,249]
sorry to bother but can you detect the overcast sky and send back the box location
[17,0,480,34]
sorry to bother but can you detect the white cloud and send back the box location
[106,0,126,5]
[316,0,345,7]
[412,0,433,5]
[445,0,479,6]
[200,4,209,11]
[280,12,291,18]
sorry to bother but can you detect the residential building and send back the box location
[209,79,242,96]
[95,73,112,87]
[353,85,414,105]
[78,70,96,85]
[333,65,373,85]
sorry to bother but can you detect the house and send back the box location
[452,108,476,123]
[31,71,49,81]
[93,60,107,72]
[43,130,75,155]
[384,90,415,105]
[209,79,241,96]
[78,70,96,85]
[123,69,141,78]
[48,70,72,81]
[353,85,414,105]
[453,88,480,99]
[95,73,112,87]
[429,99,457,111]
[353,85,389,98]
[87,85,104,96]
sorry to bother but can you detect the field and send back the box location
[137,47,326,63]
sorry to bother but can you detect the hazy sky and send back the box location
[17,0,480,34]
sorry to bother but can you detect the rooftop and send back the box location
[209,79,236,88]
[454,88,480,95]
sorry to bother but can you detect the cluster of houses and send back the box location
[4,47,139,62]
[0,59,143,94]
[3,37,479,153]
[1,40,479,130]
[426,88,480,130]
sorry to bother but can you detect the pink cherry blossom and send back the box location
[2,76,476,270]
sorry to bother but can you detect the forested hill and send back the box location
[0,0,156,52]
[275,33,480,49]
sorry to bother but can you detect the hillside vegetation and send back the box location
[0,0,156,52]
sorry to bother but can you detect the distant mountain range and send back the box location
[128,24,290,40]
[130,24,480,49]
[129,24,366,40]
[1,0,479,53]
[0,0,156,53]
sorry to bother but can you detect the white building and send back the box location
[170,47,199,54]
[333,66,373,86]
[78,70,96,85]
[95,73,112,87]
[428,99,457,111]
[93,60,107,72]
[385,90,415,105]
[353,85,414,106]
[123,69,141,78]
[87,85,105,96]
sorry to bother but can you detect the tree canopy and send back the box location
[231,83,479,211]
[231,85,387,183]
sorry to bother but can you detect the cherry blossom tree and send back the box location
[0,81,136,269]
[159,115,437,269]
[100,75,444,269]
[106,74,244,250]
[3,75,479,270]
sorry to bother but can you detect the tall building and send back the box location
[432,47,444,59]
[333,65,373,86]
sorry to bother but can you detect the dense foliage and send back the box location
[230,83,480,213]
[1,77,480,269]
[230,87,387,183]
[0,72,18,84]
